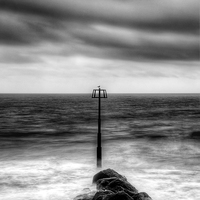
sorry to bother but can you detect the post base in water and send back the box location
[97,147,102,168]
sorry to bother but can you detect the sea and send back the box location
[0,93,200,200]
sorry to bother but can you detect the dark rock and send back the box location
[96,178,117,190]
[93,168,127,183]
[132,192,152,200]
[108,178,138,193]
[115,187,137,198]
[96,177,138,194]
[75,169,152,200]
[104,191,133,200]
[92,190,114,200]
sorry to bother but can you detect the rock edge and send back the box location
[74,168,152,200]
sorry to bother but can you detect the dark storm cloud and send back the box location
[0,10,67,45]
[0,0,199,61]
[0,0,199,33]
[70,23,199,60]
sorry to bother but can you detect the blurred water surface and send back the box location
[0,94,200,200]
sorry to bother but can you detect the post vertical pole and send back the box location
[92,87,107,168]
[97,87,102,167]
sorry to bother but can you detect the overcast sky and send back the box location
[0,0,199,93]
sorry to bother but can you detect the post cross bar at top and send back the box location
[92,89,107,98]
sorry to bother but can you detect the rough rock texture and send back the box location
[132,192,152,200]
[74,169,152,200]
[103,191,133,200]
[93,168,127,183]
[96,177,138,194]
[93,190,114,200]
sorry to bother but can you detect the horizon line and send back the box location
[0,92,199,95]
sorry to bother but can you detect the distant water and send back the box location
[0,94,200,200]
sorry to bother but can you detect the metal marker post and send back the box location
[92,86,107,167]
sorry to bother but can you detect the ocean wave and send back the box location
[189,131,200,140]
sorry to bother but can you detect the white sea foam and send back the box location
[0,139,200,200]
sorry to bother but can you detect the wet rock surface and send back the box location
[74,169,152,200]
[93,168,127,183]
